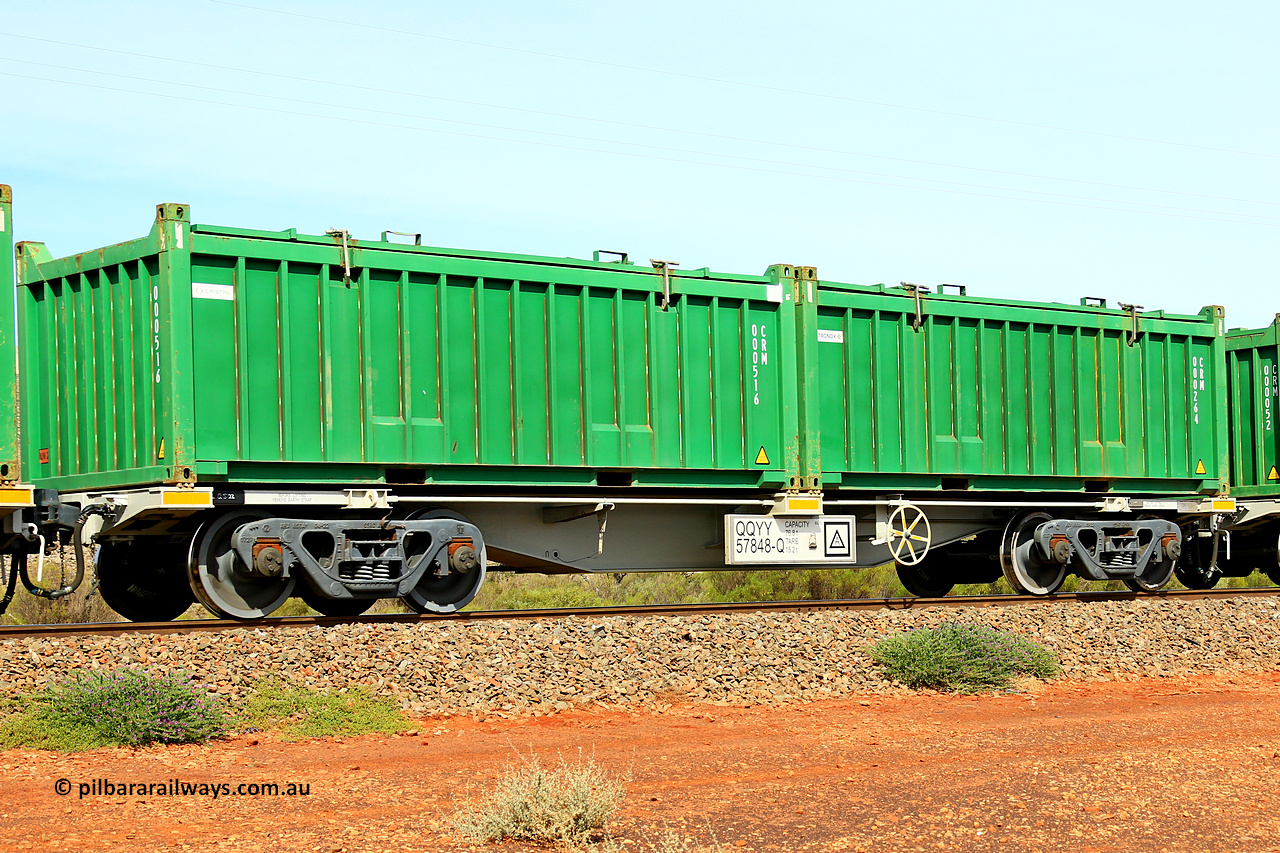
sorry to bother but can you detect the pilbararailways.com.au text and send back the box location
[55,778,311,799]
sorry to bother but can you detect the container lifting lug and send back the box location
[1119,302,1143,346]
[651,259,679,310]
[326,228,354,285]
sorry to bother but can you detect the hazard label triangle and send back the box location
[754,447,770,466]
[1269,466,1279,481]
[1195,459,1207,475]
[828,528,846,550]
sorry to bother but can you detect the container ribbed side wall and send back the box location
[0,186,16,480]
[183,243,788,484]
[20,258,167,483]
[814,287,1225,493]
[1226,323,1280,495]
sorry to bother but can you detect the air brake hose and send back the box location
[0,555,19,615]
[18,505,112,600]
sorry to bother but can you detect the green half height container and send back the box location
[16,204,800,492]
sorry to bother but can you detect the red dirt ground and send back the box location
[3,673,1279,852]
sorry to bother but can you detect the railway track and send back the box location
[3,586,1279,640]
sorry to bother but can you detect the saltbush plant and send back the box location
[0,668,226,750]
[869,622,1060,692]
[453,752,626,846]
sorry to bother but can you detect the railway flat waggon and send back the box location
[2,191,1243,620]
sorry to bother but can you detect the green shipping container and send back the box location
[1225,318,1280,497]
[812,281,1228,495]
[13,199,1230,499]
[16,204,800,492]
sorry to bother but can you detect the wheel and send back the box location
[97,539,195,622]
[188,510,296,620]
[1173,525,1221,590]
[1124,517,1176,593]
[400,508,486,614]
[1266,527,1280,585]
[895,560,953,597]
[1000,511,1065,595]
[297,582,375,618]
[1124,560,1175,592]
[886,503,932,566]
[1174,560,1221,589]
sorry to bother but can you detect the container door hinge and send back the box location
[651,259,679,310]
[326,228,354,285]
[1119,303,1143,346]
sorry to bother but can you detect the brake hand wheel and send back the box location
[887,503,932,566]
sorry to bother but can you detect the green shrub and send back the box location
[0,668,226,751]
[452,752,626,846]
[239,682,412,739]
[869,622,1060,692]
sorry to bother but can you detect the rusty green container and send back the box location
[811,282,1228,494]
[16,204,800,492]
[1225,318,1280,497]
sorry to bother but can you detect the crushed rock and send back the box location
[2,597,1278,717]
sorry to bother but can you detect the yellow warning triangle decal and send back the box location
[1195,459,1207,475]
[157,438,165,461]
[1269,466,1279,481]
[754,447,770,466]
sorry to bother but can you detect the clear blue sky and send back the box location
[3,1,1277,327]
